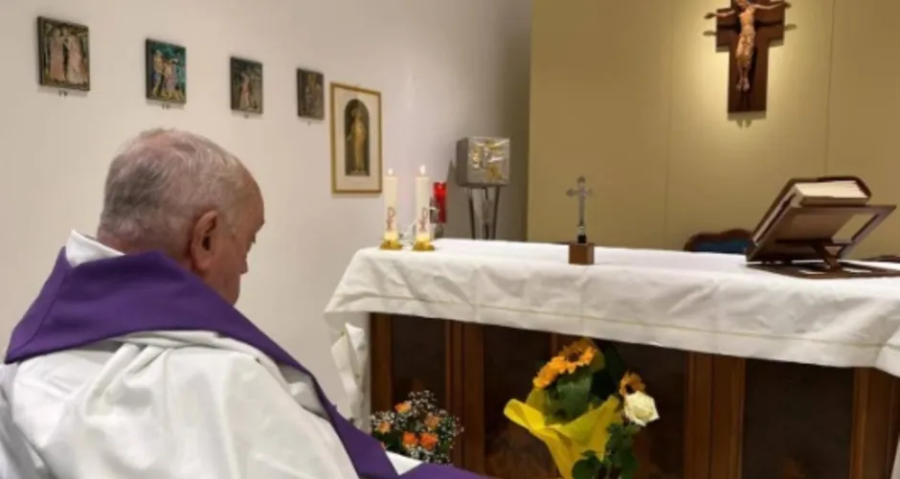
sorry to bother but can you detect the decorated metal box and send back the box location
[455,137,511,187]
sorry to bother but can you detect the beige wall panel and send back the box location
[528,0,672,248]
[825,0,900,258]
[665,0,834,248]
[530,0,900,256]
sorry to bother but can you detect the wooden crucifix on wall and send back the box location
[705,0,791,113]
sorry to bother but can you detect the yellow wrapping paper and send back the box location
[504,390,622,479]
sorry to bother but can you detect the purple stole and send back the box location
[5,249,481,479]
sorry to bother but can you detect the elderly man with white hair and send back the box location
[0,129,481,478]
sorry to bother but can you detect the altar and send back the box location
[324,239,900,479]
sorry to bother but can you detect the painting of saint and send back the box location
[297,68,324,119]
[344,99,370,177]
[38,17,90,91]
[330,83,382,194]
[145,40,186,104]
[230,58,263,114]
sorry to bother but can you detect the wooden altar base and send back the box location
[371,314,900,479]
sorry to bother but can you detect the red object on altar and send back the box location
[433,182,447,223]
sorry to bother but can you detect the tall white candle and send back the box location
[383,169,399,242]
[415,165,431,242]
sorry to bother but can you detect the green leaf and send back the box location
[572,452,603,479]
[543,387,563,420]
[588,347,606,372]
[605,423,626,454]
[618,449,639,479]
[555,367,593,420]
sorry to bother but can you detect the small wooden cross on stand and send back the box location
[566,176,595,265]
[706,0,791,113]
[566,176,592,244]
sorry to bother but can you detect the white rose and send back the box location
[623,391,660,426]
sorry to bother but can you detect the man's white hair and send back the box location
[98,129,253,253]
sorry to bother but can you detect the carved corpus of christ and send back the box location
[705,0,791,113]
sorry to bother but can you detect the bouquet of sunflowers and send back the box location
[503,338,659,479]
[371,390,463,464]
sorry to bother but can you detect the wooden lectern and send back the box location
[746,176,900,278]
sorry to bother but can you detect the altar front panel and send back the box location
[370,314,900,479]
[613,341,686,478]
[481,326,557,478]
[742,359,854,479]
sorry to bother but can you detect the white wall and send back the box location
[0,0,531,408]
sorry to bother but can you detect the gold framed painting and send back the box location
[231,57,263,114]
[297,68,324,120]
[330,83,382,194]
[38,17,90,91]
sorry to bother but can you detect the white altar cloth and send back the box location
[324,239,900,378]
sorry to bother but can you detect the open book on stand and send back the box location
[745,176,900,278]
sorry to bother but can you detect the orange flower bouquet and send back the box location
[371,390,463,464]
[504,338,660,479]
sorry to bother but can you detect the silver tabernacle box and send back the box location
[455,137,511,187]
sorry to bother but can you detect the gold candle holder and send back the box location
[412,238,435,251]
[380,232,403,251]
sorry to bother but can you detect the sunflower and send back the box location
[533,356,567,389]
[619,371,646,397]
[558,338,597,374]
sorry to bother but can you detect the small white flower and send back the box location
[623,391,660,426]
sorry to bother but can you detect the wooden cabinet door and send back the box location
[711,358,900,479]
[370,314,463,464]
[459,327,698,478]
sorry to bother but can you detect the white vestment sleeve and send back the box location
[329,328,421,475]
[11,344,361,479]
[331,324,368,424]
[0,368,44,479]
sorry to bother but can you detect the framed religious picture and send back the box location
[297,68,325,120]
[37,17,90,91]
[145,40,186,104]
[330,83,383,194]
[230,57,263,114]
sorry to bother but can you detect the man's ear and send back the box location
[188,210,219,273]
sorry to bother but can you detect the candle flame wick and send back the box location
[419,165,426,176]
